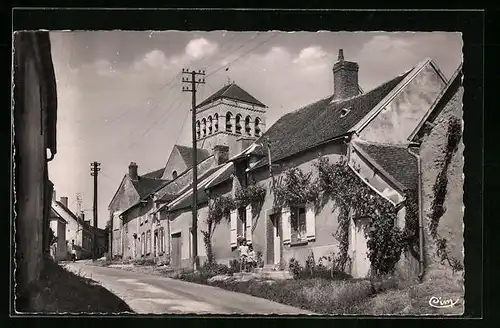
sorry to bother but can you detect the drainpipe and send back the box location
[408,144,425,281]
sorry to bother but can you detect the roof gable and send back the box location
[250,70,410,168]
[197,83,266,108]
[409,63,463,142]
[353,140,418,192]
[52,200,82,225]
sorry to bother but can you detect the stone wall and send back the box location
[419,86,464,280]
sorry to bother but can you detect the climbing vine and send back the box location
[402,190,420,258]
[314,156,406,276]
[272,167,320,209]
[429,116,463,272]
[202,195,236,264]
[234,184,266,208]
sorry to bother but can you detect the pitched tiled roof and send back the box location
[354,141,418,192]
[132,176,168,199]
[168,189,210,212]
[250,71,411,169]
[204,163,233,190]
[50,208,68,224]
[141,168,165,179]
[53,200,83,225]
[157,165,222,202]
[176,145,211,168]
[197,83,266,108]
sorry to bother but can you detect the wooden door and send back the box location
[171,232,182,268]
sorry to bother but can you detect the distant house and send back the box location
[51,194,108,259]
[49,207,68,261]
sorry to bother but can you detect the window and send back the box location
[235,114,242,134]
[146,230,151,254]
[202,118,207,137]
[196,120,200,139]
[226,112,233,132]
[214,113,219,131]
[290,206,307,243]
[255,117,261,137]
[245,116,251,135]
[237,207,247,239]
[208,116,213,134]
[141,232,145,256]
[172,170,178,179]
[159,227,165,254]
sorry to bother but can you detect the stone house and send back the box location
[13,31,58,306]
[52,194,108,259]
[152,50,453,279]
[49,206,68,261]
[407,64,464,280]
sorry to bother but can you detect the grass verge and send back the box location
[16,259,134,313]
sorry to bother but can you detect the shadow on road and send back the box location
[15,259,134,314]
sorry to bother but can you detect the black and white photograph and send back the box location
[12,24,468,315]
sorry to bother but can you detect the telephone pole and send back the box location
[90,162,101,261]
[182,68,205,271]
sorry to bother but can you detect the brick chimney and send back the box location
[60,196,68,208]
[213,145,229,165]
[128,162,138,181]
[333,49,360,101]
[80,211,85,221]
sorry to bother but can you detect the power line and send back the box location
[206,32,279,78]
[202,32,261,72]
[123,92,185,151]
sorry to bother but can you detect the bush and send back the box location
[132,257,155,266]
[201,261,231,276]
[289,256,351,280]
[229,258,240,274]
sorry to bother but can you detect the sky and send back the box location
[48,31,463,228]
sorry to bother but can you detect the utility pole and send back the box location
[182,68,205,272]
[90,162,101,261]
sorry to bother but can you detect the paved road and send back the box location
[64,262,313,315]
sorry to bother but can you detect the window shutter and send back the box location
[306,204,316,241]
[282,207,291,244]
[230,209,238,247]
[245,205,252,244]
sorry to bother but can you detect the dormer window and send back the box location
[226,112,233,132]
[235,114,242,134]
[245,116,251,135]
[340,107,352,118]
[172,170,178,179]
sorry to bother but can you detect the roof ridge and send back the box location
[354,139,411,149]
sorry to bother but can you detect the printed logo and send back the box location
[428,296,460,309]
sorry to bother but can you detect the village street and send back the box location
[63,262,313,315]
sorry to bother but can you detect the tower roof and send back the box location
[197,83,267,109]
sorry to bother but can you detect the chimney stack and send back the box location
[80,211,85,221]
[60,196,68,208]
[128,162,138,181]
[213,145,229,165]
[332,49,360,101]
[52,189,56,202]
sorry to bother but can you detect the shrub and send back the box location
[132,257,155,266]
[229,258,240,274]
[201,261,231,276]
[256,251,264,268]
[289,258,303,279]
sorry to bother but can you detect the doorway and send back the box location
[267,213,281,265]
[171,232,182,268]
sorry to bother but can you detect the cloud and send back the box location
[185,38,218,59]
[293,46,328,65]
[132,49,170,71]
